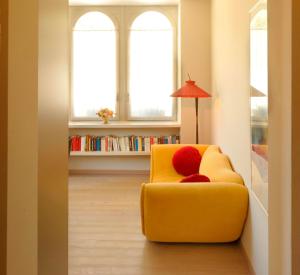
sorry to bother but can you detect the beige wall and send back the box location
[180,0,211,144]
[0,0,8,274]
[7,0,69,274]
[211,0,269,274]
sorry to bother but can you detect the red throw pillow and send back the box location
[172,146,202,176]
[180,174,210,183]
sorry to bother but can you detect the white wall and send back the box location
[211,0,268,274]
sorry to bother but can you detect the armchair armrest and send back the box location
[141,182,248,242]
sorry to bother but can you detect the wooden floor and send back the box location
[69,174,253,275]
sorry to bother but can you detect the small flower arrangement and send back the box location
[96,108,114,124]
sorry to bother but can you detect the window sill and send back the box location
[69,121,181,129]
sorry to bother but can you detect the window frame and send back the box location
[69,6,178,122]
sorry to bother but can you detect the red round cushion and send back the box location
[180,174,210,183]
[172,146,202,176]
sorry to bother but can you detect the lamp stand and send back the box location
[195,97,199,144]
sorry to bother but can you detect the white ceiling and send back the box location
[69,0,179,6]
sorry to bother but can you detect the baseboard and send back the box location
[69,169,150,176]
[240,240,256,275]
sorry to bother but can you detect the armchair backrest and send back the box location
[150,144,209,183]
[150,144,244,185]
[199,145,244,185]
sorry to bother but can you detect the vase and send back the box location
[103,118,109,124]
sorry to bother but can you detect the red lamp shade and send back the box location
[171,79,211,144]
[171,80,211,98]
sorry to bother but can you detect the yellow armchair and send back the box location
[141,144,248,243]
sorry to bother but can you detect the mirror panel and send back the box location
[250,1,268,211]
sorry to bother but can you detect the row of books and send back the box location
[69,135,180,153]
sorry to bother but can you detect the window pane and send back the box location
[72,12,117,118]
[129,11,175,119]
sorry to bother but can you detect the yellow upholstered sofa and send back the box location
[140,144,248,243]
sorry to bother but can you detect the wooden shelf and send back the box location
[70,151,150,157]
[69,121,181,129]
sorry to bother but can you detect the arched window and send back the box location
[128,11,175,119]
[72,12,117,118]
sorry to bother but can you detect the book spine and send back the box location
[81,136,85,152]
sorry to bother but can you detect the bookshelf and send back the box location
[68,121,181,171]
[69,135,179,156]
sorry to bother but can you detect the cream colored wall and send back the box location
[211,0,268,274]
[180,0,211,144]
[7,0,69,275]
[268,0,292,274]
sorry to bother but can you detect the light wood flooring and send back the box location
[69,174,253,275]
